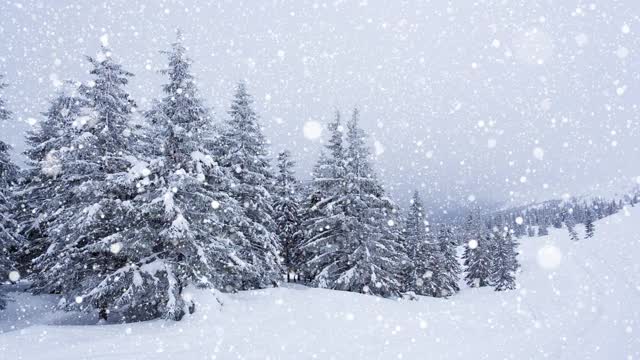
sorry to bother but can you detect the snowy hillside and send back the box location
[1,207,638,359]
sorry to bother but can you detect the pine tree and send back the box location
[118,33,254,320]
[584,208,595,239]
[537,217,549,236]
[300,109,406,297]
[17,85,85,275]
[404,191,433,295]
[490,229,519,291]
[30,47,142,320]
[217,82,281,288]
[298,112,346,286]
[526,225,535,237]
[0,75,21,309]
[436,226,461,296]
[273,150,302,282]
[463,231,493,287]
[333,108,406,296]
[563,207,580,241]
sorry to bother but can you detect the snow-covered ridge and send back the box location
[1,206,638,359]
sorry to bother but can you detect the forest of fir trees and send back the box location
[0,33,629,322]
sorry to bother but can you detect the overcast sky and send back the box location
[1,0,639,212]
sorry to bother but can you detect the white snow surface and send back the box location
[1,208,639,359]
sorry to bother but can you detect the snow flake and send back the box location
[533,147,544,160]
[8,270,20,282]
[622,24,630,34]
[303,120,323,140]
[536,244,562,269]
[468,239,478,249]
[515,216,524,225]
[374,140,385,156]
[615,46,629,59]
[574,33,589,47]
[109,242,123,254]
[211,200,220,209]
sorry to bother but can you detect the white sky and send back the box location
[1,0,639,212]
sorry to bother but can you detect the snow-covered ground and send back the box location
[1,207,639,360]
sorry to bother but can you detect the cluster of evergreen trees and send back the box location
[486,197,629,241]
[1,37,286,319]
[9,34,636,320]
[461,212,519,291]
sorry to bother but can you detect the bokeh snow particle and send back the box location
[303,121,323,140]
[8,270,20,282]
[100,34,109,47]
[533,147,545,160]
[110,242,123,254]
[536,244,562,269]
[468,239,478,249]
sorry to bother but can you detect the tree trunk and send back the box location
[99,306,108,321]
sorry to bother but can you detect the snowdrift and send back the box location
[1,207,639,359]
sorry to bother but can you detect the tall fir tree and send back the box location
[404,191,433,295]
[298,112,346,285]
[17,85,85,275]
[301,109,406,297]
[436,225,461,296]
[217,82,281,288]
[463,232,493,287]
[563,207,580,241]
[273,150,302,282]
[537,217,549,236]
[0,75,22,309]
[30,47,141,320]
[124,33,252,320]
[490,229,519,291]
[336,109,406,296]
[584,208,595,239]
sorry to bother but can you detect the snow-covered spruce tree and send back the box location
[273,150,302,282]
[526,225,535,237]
[490,229,519,291]
[404,191,430,294]
[305,110,406,297]
[461,209,485,281]
[537,217,549,236]
[112,34,259,320]
[29,47,143,320]
[463,231,493,287]
[0,75,22,309]
[584,208,595,239]
[436,225,461,296]
[298,112,346,285]
[216,82,280,289]
[16,85,85,275]
[563,207,580,242]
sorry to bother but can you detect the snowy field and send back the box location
[0,208,638,359]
